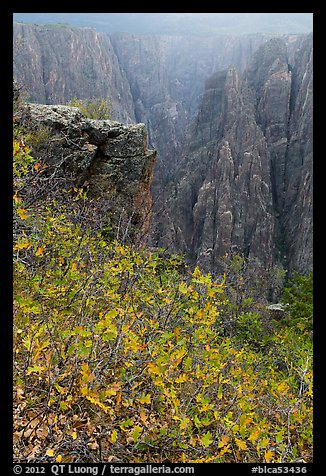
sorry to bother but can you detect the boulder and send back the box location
[26,103,156,242]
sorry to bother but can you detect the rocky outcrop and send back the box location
[26,103,156,241]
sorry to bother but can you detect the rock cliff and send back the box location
[158,67,276,272]
[13,23,135,123]
[13,23,312,275]
[109,32,285,187]
[157,36,312,276]
[25,103,156,242]
[13,23,282,184]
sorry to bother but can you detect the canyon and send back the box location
[13,22,313,277]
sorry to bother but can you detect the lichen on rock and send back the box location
[25,103,156,243]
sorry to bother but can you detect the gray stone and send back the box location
[26,103,156,241]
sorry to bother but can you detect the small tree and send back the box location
[67,97,112,120]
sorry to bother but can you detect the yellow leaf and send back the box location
[193,267,201,278]
[180,417,191,430]
[218,435,230,448]
[139,411,148,426]
[178,282,188,294]
[26,365,44,375]
[17,208,29,220]
[147,362,161,375]
[111,429,118,443]
[46,449,54,457]
[175,373,187,383]
[248,428,260,444]
[199,402,212,413]
[56,455,62,463]
[259,436,270,449]
[71,262,77,272]
[235,438,248,451]
[86,395,110,413]
[15,239,31,250]
[35,246,45,256]
[116,390,122,407]
[13,191,22,203]
[219,445,231,456]
[277,381,289,395]
[265,449,275,463]
[72,431,77,440]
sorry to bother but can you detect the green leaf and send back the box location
[178,282,188,294]
[131,425,142,442]
[276,429,285,444]
[120,419,134,430]
[201,431,213,448]
[111,429,118,443]
[60,401,68,411]
[26,365,44,375]
[194,415,202,429]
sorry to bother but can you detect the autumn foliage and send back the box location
[13,110,313,464]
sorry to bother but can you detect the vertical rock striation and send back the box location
[282,33,313,273]
[13,23,135,123]
[159,36,312,276]
[159,66,275,272]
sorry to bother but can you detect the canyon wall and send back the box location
[13,23,312,275]
[158,36,313,275]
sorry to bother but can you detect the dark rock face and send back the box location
[158,36,312,276]
[26,103,156,241]
[109,33,282,186]
[159,67,275,272]
[282,34,313,273]
[13,23,135,123]
[244,35,313,274]
[13,23,277,183]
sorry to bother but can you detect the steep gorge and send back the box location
[158,35,313,275]
[13,23,313,276]
[14,24,293,182]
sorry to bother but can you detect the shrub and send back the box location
[13,108,313,464]
[67,97,112,120]
[281,273,313,332]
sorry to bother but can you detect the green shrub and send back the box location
[67,97,112,120]
[281,274,313,331]
[13,109,313,464]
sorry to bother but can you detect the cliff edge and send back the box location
[25,103,156,243]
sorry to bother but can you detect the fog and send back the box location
[13,12,313,36]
